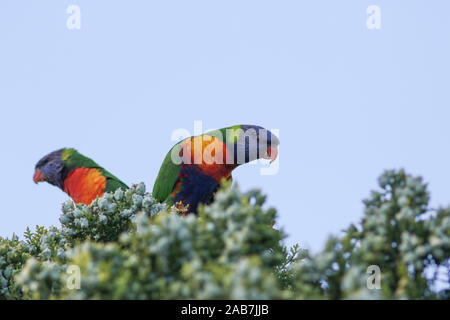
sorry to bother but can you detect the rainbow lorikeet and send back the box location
[152,124,279,213]
[33,148,128,205]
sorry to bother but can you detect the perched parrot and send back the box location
[152,124,279,213]
[33,148,128,205]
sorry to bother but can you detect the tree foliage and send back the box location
[0,170,449,299]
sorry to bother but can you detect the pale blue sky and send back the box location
[1,1,449,253]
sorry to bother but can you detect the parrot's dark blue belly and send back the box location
[173,165,220,213]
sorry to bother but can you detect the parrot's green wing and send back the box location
[62,148,128,193]
[152,144,181,202]
[103,169,128,193]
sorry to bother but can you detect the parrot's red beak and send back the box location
[33,169,45,184]
[263,146,278,163]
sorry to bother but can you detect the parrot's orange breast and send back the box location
[180,135,235,182]
[63,167,107,205]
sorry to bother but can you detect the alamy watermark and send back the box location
[66,264,81,290]
[170,121,280,176]
[367,5,381,30]
[366,265,381,290]
[67,5,81,30]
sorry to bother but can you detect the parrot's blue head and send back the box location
[233,124,279,165]
[33,149,69,189]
